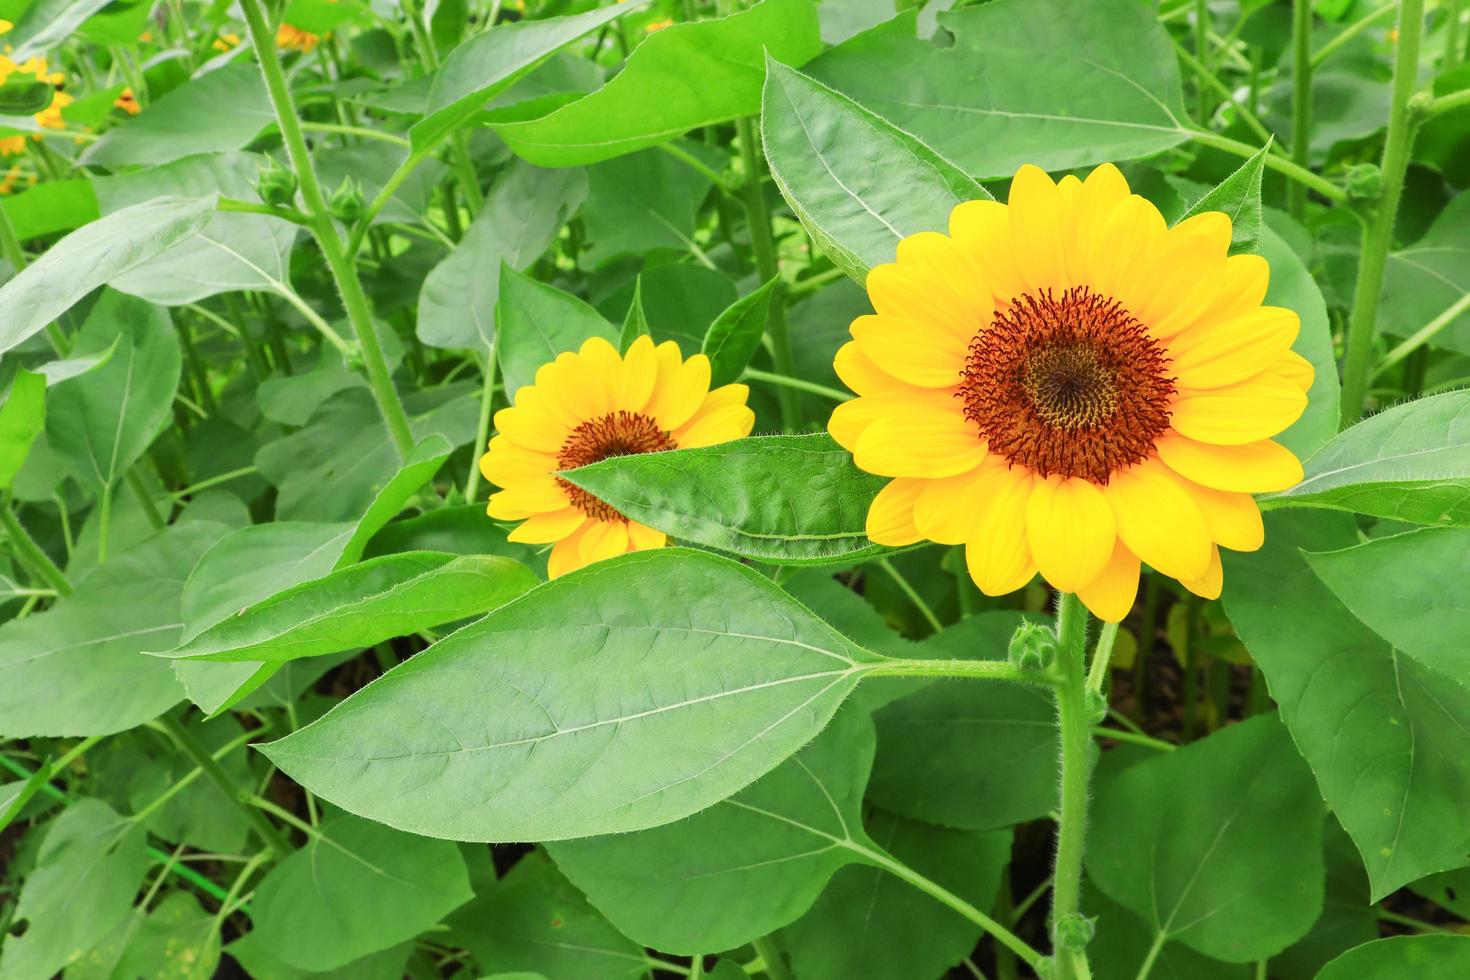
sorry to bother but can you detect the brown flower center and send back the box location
[556,410,676,521]
[958,287,1174,485]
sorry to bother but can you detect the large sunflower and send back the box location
[830,163,1310,622]
[482,335,755,578]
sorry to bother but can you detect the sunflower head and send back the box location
[482,335,755,578]
[830,163,1310,622]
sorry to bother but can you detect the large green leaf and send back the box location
[157,552,534,664]
[495,264,619,398]
[94,152,299,305]
[0,799,149,980]
[46,291,182,493]
[703,277,776,386]
[417,161,586,351]
[1089,715,1325,962]
[579,145,715,268]
[1380,192,1470,356]
[1316,936,1470,980]
[808,0,1190,178]
[80,62,274,167]
[0,196,214,356]
[410,0,650,152]
[1306,527,1470,685]
[1264,391,1470,526]
[1262,221,1339,460]
[0,368,45,490]
[563,434,891,566]
[492,0,821,166]
[762,58,987,282]
[548,707,877,953]
[1223,512,1470,900]
[250,814,473,972]
[0,521,227,738]
[72,890,221,980]
[261,549,884,841]
[6,0,111,58]
[1,178,99,241]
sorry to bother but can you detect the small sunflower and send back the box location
[830,163,1310,622]
[276,24,321,53]
[482,335,755,578]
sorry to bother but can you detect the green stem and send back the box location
[1425,86,1470,117]
[158,714,293,857]
[1339,0,1427,426]
[659,140,735,191]
[1186,129,1347,204]
[1134,933,1167,980]
[245,794,321,840]
[741,367,851,402]
[216,197,312,225]
[1050,592,1093,980]
[1375,290,1470,376]
[1312,2,1399,68]
[299,120,411,148]
[1,504,72,595]
[132,724,269,823]
[1093,726,1176,752]
[126,468,166,530]
[169,466,259,500]
[96,481,113,565]
[240,0,415,456]
[1194,0,1211,121]
[876,557,944,634]
[464,342,498,503]
[1172,41,1275,146]
[1289,0,1313,219]
[750,937,792,980]
[862,657,1057,687]
[212,850,270,925]
[735,115,798,429]
[274,282,354,355]
[1086,621,1119,693]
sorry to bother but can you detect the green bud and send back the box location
[1032,956,1056,980]
[328,177,364,221]
[1008,620,1057,672]
[1052,912,1096,951]
[1086,688,1109,726]
[1344,163,1383,203]
[255,158,297,206]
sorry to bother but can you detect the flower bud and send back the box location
[1008,620,1057,672]
[1344,163,1382,203]
[1086,688,1109,726]
[256,158,297,206]
[1052,912,1096,951]
[328,177,364,221]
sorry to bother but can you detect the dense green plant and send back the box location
[2,0,1470,978]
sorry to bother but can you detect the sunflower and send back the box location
[276,24,321,53]
[482,335,756,578]
[830,163,1310,622]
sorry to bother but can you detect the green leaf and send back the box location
[1264,390,1470,526]
[1088,714,1325,962]
[1316,936,1470,980]
[250,814,473,972]
[1181,139,1271,254]
[93,152,299,305]
[1223,511,1470,900]
[808,0,1189,178]
[1270,819,1378,980]
[867,612,1058,830]
[495,264,619,399]
[6,0,111,58]
[580,145,715,268]
[0,521,228,737]
[71,885,222,980]
[1306,527,1470,684]
[417,161,586,351]
[703,277,776,386]
[46,291,182,492]
[1380,192,1470,356]
[157,552,534,664]
[127,714,253,853]
[547,707,877,953]
[0,368,45,490]
[0,178,99,241]
[0,799,149,980]
[492,0,821,166]
[563,434,892,566]
[0,196,215,357]
[81,62,274,167]
[0,77,52,115]
[226,937,412,980]
[445,851,647,979]
[261,548,883,841]
[411,0,651,152]
[619,274,650,352]
[1086,882,1249,980]
[778,810,1012,980]
[1263,220,1340,460]
[761,58,987,283]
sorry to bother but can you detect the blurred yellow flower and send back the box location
[645,18,673,31]
[214,32,241,52]
[114,87,140,115]
[276,24,321,53]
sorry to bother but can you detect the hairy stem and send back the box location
[158,714,293,857]
[1289,0,1313,219]
[1050,592,1093,980]
[735,115,798,429]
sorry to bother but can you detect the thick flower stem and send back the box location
[157,714,293,858]
[1340,0,1426,427]
[735,115,799,430]
[1,503,72,596]
[239,0,415,457]
[1050,592,1094,980]
[1288,0,1313,219]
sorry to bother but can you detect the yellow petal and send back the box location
[1168,306,1300,390]
[867,260,973,344]
[1064,163,1131,285]
[1086,194,1166,301]
[616,334,659,412]
[675,383,751,443]
[829,392,899,452]
[834,341,906,396]
[676,404,755,449]
[488,481,570,520]
[648,350,713,431]
[1077,540,1141,623]
[1195,253,1269,324]
[548,522,592,578]
[507,507,587,544]
[1181,546,1223,600]
[1008,164,1070,293]
[579,519,630,565]
[1153,431,1303,493]
[914,463,994,545]
[854,405,986,478]
[535,351,607,425]
[627,520,667,551]
[1275,349,1316,391]
[480,435,558,488]
[1188,482,1264,553]
[1025,475,1117,593]
[850,314,968,388]
[964,465,1036,595]
[494,398,570,453]
[1104,458,1212,581]
[867,478,926,546]
[1170,373,1307,445]
[948,199,1025,305]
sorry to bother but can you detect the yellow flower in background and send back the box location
[830,163,1309,622]
[114,87,140,115]
[645,17,674,31]
[482,336,755,578]
[0,136,24,157]
[213,32,241,52]
[276,24,321,53]
[35,89,72,129]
